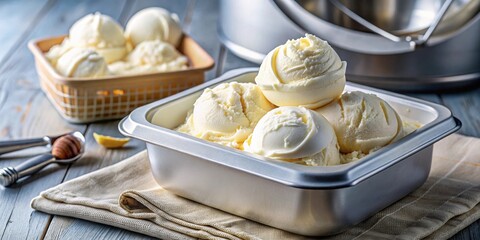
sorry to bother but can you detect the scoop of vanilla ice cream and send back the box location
[56,48,108,78]
[316,91,403,154]
[45,38,73,67]
[244,107,341,166]
[109,40,188,75]
[129,40,187,69]
[107,61,133,75]
[255,34,346,109]
[125,7,183,48]
[177,82,275,149]
[69,12,127,63]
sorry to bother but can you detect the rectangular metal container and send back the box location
[119,68,461,236]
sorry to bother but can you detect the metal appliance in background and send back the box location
[218,0,480,91]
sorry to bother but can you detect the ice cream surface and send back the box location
[244,106,341,166]
[125,7,183,48]
[316,91,403,154]
[55,48,108,78]
[109,40,188,74]
[177,82,274,149]
[69,12,127,63]
[45,39,73,67]
[167,34,417,166]
[255,34,346,109]
[45,10,190,77]
[177,82,275,149]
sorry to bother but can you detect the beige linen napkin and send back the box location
[32,134,480,240]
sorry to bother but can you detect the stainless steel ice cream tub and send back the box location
[119,68,461,236]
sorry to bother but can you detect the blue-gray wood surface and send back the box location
[0,0,478,239]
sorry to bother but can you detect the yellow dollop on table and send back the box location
[93,132,130,149]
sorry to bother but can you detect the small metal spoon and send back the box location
[0,132,85,187]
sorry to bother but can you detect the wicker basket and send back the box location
[29,35,214,123]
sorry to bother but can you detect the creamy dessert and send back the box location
[172,34,418,166]
[56,48,108,78]
[109,40,188,75]
[125,7,183,47]
[45,39,73,67]
[316,91,403,154]
[69,12,128,63]
[244,107,341,166]
[45,8,188,78]
[255,34,346,109]
[177,82,275,149]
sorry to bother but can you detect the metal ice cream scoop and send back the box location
[0,132,79,155]
[0,131,85,187]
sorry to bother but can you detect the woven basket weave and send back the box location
[29,35,214,123]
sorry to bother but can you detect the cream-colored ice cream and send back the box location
[55,48,108,78]
[255,34,346,109]
[244,107,341,166]
[341,151,368,164]
[125,7,183,48]
[109,40,188,74]
[69,12,127,63]
[177,82,275,149]
[316,91,403,154]
[45,39,73,67]
[403,119,421,135]
[128,40,186,66]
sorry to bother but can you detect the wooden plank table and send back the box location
[0,0,478,239]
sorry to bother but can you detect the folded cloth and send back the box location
[32,134,480,240]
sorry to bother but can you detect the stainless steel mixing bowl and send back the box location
[218,0,480,91]
[298,0,478,36]
[276,0,480,53]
